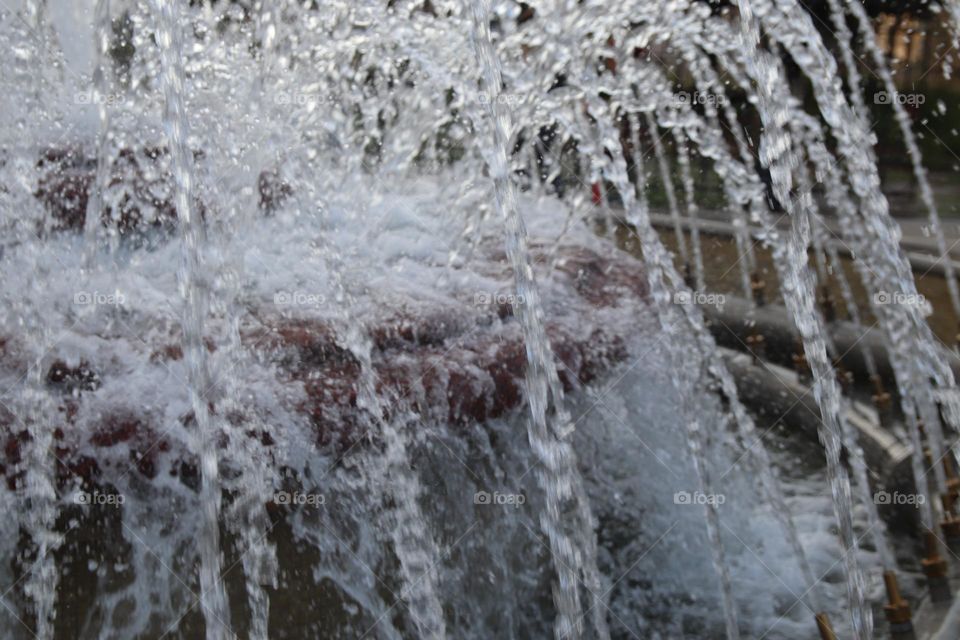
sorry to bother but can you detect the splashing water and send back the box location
[3,1,960,638]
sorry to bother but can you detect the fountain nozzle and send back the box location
[792,339,811,384]
[870,374,894,427]
[834,361,854,392]
[944,455,960,503]
[750,270,766,307]
[922,530,953,603]
[746,332,765,364]
[815,612,838,640]
[883,571,916,639]
[819,285,836,323]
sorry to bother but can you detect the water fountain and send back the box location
[4,0,960,638]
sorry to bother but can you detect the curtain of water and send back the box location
[217,268,277,639]
[655,97,828,615]
[535,21,752,622]
[280,120,450,637]
[630,62,825,620]
[548,6,840,624]
[151,2,232,638]
[758,0,955,519]
[730,4,871,636]
[8,4,63,636]
[796,109,938,533]
[795,155,895,570]
[792,111,881,382]
[347,334,448,640]
[842,0,960,320]
[463,2,610,638]
[613,6,869,621]
[588,100,742,638]
[625,51,831,616]
[329,244,448,638]
[673,51,755,300]
[676,10,892,566]
[13,0,960,632]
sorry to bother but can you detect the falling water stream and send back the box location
[733,3,874,636]
[81,0,111,271]
[152,1,232,638]
[464,1,607,637]
[839,0,960,320]
[756,0,960,539]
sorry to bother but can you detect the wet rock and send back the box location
[258,169,293,214]
[149,343,183,363]
[35,147,295,235]
[35,146,95,231]
[551,246,650,306]
[46,360,101,394]
[34,146,185,235]
[0,242,650,486]
[89,414,170,480]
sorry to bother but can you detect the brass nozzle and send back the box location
[883,571,912,625]
[870,374,891,412]
[792,340,810,378]
[746,333,765,362]
[922,531,949,579]
[944,456,960,500]
[940,494,960,548]
[819,285,836,323]
[834,363,853,390]
[815,612,838,640]
[942,492,958,518]
[941,514,960,541]
[750,270,766,307]
[870,374,885,397]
